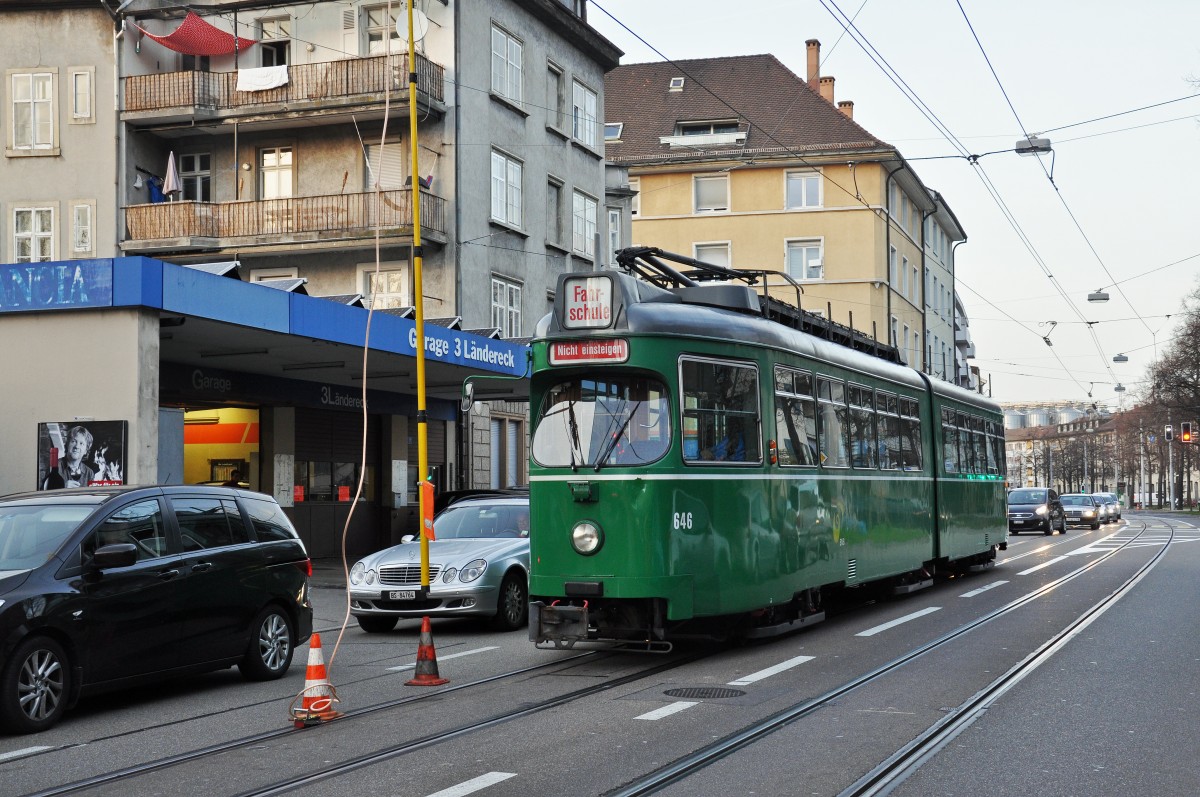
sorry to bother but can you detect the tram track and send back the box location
[605,520,1167,797]
[23,647,705,797]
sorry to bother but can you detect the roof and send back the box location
[604,54,893,165]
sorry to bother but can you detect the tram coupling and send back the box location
[529,601,589,648]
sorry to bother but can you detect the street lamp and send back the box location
[1113,353,1129,363]
[1088,288,1110,303]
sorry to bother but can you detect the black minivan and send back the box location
[0,485,313,733]
[1007,487,1066,535]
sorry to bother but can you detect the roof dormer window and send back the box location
[659,120,746,148]
[669,77,685,91]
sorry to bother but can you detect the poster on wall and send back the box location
[37,421,128,490]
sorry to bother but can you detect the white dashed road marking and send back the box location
[387,646,498,671]
[635,701,699,721]
[726,654,816,686]
[424,772,517,797]
[856,606,941,637]
[960,580,1008,597]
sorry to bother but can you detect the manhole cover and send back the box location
[664,687,746,699]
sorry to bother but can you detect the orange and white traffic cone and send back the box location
[291,633,343,727]
[405,616,449,686]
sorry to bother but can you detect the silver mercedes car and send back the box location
[349,495,529,632]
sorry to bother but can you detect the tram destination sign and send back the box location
[563,275,614,329]
[549,339,629,365]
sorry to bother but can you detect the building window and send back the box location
[785,171,820,209]
[901,256,909,297]
[490,150,522,226]
[679,120,738,136]
[607,207,621,265]
[364,142,406,190]
[786,239,823,280]
[361,264,410,309]
[180,153,211,202]
[491,25,523,105]
[490,417,524,488]
[630,177,640,216]
[694,174,728,213]
[911,264,919,303]
[694,242,730,267]
[546,63,564,129]
[250,267,298,283]
[11,72,55,151]
[546,179,563,247]
[889,245,897,287]
[604,123,623,142]
[365,6,400,55]
[572,190,597,258]
[260,146,293,199]
[68,67,93,123]
[260,17,290,65]
[572,81,597,148]
[71,203,92,254]
[491,277,521,338]
[14,207,53,262]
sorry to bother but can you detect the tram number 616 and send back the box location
[673,512,694,530]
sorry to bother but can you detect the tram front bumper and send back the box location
[530,601,589,644]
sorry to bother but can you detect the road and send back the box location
[2,511,1197,796]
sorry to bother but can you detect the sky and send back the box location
[585,0,1200,410]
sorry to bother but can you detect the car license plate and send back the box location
[386,590,417,600]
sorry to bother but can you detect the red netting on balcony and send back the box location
[136,12,257,57]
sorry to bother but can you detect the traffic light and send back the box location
[1182,422,1194,444]
[1165,424,1174,441]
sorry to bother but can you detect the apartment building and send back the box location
[604,41,977,387]
[0,0,620,554]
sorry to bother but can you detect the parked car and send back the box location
[1007,487,1066,535]
[349,495,530,633]
[1093,492,1122,522]
[1060,494,1103,530]
[0,485,313,733]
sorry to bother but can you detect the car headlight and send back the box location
[350,563,376,586]
[442,567,458,583]
[572,520,603,555]
[1034,504,1048,516]
[459,559,487,583]
[1083,510,1094,517]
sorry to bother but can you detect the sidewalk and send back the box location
[310,557,350,590]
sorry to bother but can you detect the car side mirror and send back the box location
[400,534,417,544]
[92,543,138,569]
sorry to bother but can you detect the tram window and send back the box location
[877,392,900,470]
[773,366,816,467]
[942,421,960,473]
[816,377,848,468]
[532,377,671,468]
[898,398,922,470]
[848,385,876,469]
[988,433,1004,475]
[681,359,761,464]
[972,430,988,475]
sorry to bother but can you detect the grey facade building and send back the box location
[0,0,621,551]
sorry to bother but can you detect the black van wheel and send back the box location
[239,606,294,681]
[0,636,70,734]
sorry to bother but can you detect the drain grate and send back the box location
[664,687,746,699]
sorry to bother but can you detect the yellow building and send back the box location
[605,42,969,384]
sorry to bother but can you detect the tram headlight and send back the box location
[571,520,603,555]
[1034,504,1048,516]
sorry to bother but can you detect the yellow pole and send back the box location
[406,2,430,591]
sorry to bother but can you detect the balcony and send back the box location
[122,53,444,126]
[123,189,445,253]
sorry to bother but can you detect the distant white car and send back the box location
[348,495,530,633]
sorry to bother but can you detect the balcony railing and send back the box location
[125,189,445,244]
[123,53,444,113]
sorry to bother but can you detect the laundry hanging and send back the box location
[136,11,257,57]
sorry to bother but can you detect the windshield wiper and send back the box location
[566,400,581,472]
[594,401,640,472]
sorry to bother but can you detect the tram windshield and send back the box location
[532,376,671,469]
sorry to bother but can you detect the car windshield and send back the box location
[433,503,530,540]
[0,504,93,570]
[532,376,671,470]
[1062,496,1093,506]
[1008,489,1047,503]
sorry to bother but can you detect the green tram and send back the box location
[528,248,1006,651]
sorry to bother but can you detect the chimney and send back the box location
[837,100,854,119]
[806,39,820,88]
[819,75,835,104]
